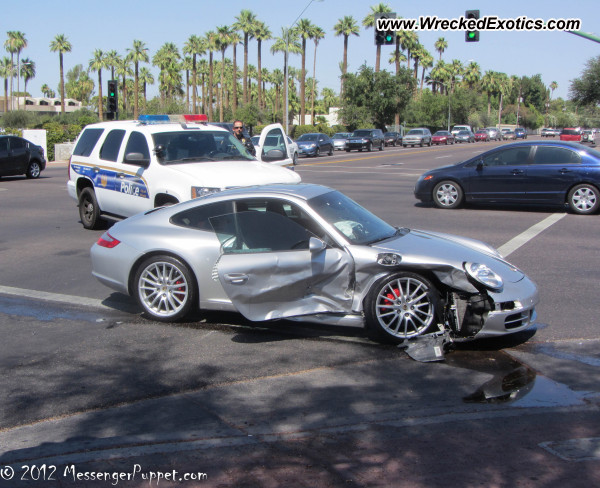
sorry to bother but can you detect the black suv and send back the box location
[0,135,46,178]
[346,129,385,152]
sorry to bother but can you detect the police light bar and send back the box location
[183,114,208,123]
[138,114,209,124]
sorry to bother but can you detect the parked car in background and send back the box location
[346,129,385,152]
[450,125,473,136]
[384,131,401,146]
[541,128,556,137]
[560,128,582,142]
[91,183,538,345]
[414,140,600,215]
[485,127,503,141]
[332,132,350,151]
[402,128,432,147]
[502,129,516,140]
[514,127,527,139]
[0,135,46,179]
[455,130,475,143]
[581,130,595,144]
[296,133,333,157]
[431,130,455,145]
[474,129,490,142]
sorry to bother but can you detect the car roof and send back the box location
[80,119,230,134]
[203,183,334,202]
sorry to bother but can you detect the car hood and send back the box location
[165,160,300,186]
[372,228,524,285]
[297,141,316,146]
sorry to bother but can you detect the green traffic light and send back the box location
[468,32,475,39]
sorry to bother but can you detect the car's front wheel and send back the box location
[78,187,103,229]
[364,272,440,344]
[26,161,42,178]
[433,180,464,209]
[293,152,298,165]
[134,255,197,322]
[567,184,600,215]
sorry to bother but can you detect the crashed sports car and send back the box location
[91,184,538,344]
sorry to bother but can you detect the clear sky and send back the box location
[4,0,598,103]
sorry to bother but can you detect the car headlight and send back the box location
[192,187,221,199]
[464,262,503,290]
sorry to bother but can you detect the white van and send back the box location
[451,125,473,136]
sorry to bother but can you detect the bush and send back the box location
[1,110,35,128]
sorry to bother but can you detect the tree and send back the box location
[270,27,301,126]
[116,56,133,114]
[204,31,218,120]
[294,18,318,125]
[138,66,154,112]
[105,50,120,80]
[254,21,271,110]
[234,9,257,105]
[463,61,481,89]
[89,50,106,120]
[5,31,27,110]
[0,57,15,112]
[127,40,149,119]
[362,3,392,73]
[311,26,325,124]
[216,25,232,122]
[480,70,500,117]
[549,81,558,100]
[434,37,447,61]
[570,56,600,106]
[339,64,415,131]
[333,16,359,94]
[49,34,72,113]
[184,35,205,115]
[65,64,94,104]
[20,57,35,96]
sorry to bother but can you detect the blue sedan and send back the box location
[414,141,600,214]
[296,133,333,157]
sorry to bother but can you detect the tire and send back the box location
[315,147,320,157]
[364,272,440,344]
[134,255,197,322]
[432,180,464,209]
[567,184,600,215]
[379,142,384,151]
[293,152,298,165]
[26,160,42,179]
[367,142,372,152]
[78,187,103,230]
[420,140,424,147]
[346,148,351,152]
[428,139,432,147]
[328,145,333,156]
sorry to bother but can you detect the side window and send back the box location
[261,128,286,161]
[124,131,151,160]
[73,128,104,157]
[0,138,7,152]
[482,147,530,167]
[170,201,233,231]
[10,137,26,149]
[533,146,581,165]
[99,129,126,162]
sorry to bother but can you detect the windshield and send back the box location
[352,130,372,137]
[333,133,349,139]
[407,129,424,135]
[308,190,397,245]
[434,131,449,136]
[152,130,254,164]
[298,134,318,141]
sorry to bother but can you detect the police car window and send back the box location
[73,128,104,157]
[124,131,150,159]
[152,131,252,164]
[99,129,126,162]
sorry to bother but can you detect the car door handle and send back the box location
[511,169,524,175]
[224,273,249,285]
[117,173,128,179]
[558,168,571,174]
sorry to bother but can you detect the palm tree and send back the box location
[270,27,301,127]
[40,83,53,98]
[434,37,448,61]
[216,25,232,122]
[105,50,120,80]
[127,40,149,119]
[389,47,407,74]
[184,34,205,114]
[463,61,481,89]
[115,56,133,115]
[5,31,27,109]
[138,66,154,112]
[89,49,107,120]
[234,9,257,105]
[294,18,317,125]
[20,58,35,96]
[226,30,241,114]
[362,3,392,72]
[448,59,463,93]
[204,31,218,121]
[0,57,15,112]
[398,30,418,72]
[419,51,433,93]
[310,26,325,124]
[153,43,181,111]
[49,34,72,113]
[481,70,500,116]
[497,73,511,126]
[333,16,359,94]
[549,81,558,100]
[254,20,271,110]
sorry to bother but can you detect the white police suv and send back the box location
[67,115,300,229]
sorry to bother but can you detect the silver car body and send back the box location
[91,184,538,342]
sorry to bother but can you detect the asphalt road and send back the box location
[0,138,599,487]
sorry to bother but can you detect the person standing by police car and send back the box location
[232,120,256,156]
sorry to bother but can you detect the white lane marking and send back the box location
[498,213,566,257]
[0,285,108,309]
[435,155,453,159]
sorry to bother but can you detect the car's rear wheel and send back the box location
[78,187,103,229]
[364,272,440,344]
[134,255,197,322]
[379,142,384,151]
[293,152,298,165]
[328,145,333,156]
[433,180,463,209]
[567,184,600,215]
[367,142,372,152]
[26,161,42,179]
[315,147,320,157]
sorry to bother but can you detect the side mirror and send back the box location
[476,160,484,170]
[309,236,327,253]
[153,144,166,158]
[262,148,285,163]
[124,152,150,168]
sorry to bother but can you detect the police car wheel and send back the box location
[79,187,103,230]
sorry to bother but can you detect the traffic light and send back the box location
[465,10,480,42]
[107,80,118,119]
[374,13,397,46]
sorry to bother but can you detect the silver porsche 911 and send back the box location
[91,183,539,344]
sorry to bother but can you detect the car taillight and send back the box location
[96,232,121,248]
